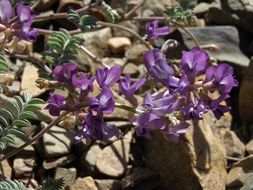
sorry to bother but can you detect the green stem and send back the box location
[115,103,137,114]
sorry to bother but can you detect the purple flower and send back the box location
[45,93,66,116]
[208,94,231,119]
[15,2,38,42]
[90,87,115,114]
[72,72,95,93]
[0,0,13,24]
[142,91,179,117]
[134,112,165,139]
[144,49,179,88]
[181,48,209,79]
[162,121,190,143]
[204,63,238,94]
[183,99,208,120]
[119,74,146,99]
[146,20,170,40]
[96,66,122,88]
[53,63,77,86]
[75,112,119,141]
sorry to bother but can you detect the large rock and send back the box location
[224,130,245,158]
[54,167,76,187]
[43,154,76,170]
[180,26,249,69]
[69,176,98,190]
[226,167,245,188]
[233,155,253,173]
[13,157,36,178]
[240,173,253,190]
[80,143,102,176]
[205,0,253,34]
[95,179,121,190]
[42,124,73,158]
[144,112,228,190]
[96,133,132,177]
[21,63,46,97]
[246,139,253,154]
[121,167,159,190]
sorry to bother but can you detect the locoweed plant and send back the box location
[0,0,238,189]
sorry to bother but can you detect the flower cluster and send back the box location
[0,0,38,42]
[146,20,170,40]
[45,63,124,141]
[133,47,238,142]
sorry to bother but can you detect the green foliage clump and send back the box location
[0,179,28,190]
[164,0,197,24]
[44,29,84,66]
[68,9,97,31]
[39,178,65,190]
[0,93,44,151]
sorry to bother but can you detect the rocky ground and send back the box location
[1,0,253,190]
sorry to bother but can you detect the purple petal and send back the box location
[104,66,122,87]
[0,0,13,24]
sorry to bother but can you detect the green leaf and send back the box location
[14,95,24,111]
[28,98,45,105]
[0,109,14,122]
[101,2,119,23]
[19,111,38,120]
[8,128,27,139]
[0,116,9,128]
[2,135,16,145]
[13,119,31,127]
[24,104,41,112]
[0,52,9,74]
[43,29,84,65]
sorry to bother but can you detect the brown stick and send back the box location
[0,112,68,161]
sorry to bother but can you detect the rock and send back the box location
[239,58,253,123]
[0,160,12,179]
[36,104,56,123]
[101,57,127,67]
[144,112,228,190]
[141,0,178,16]
[73,138,92,155]
[226,167,245,188]
[76,28,112,67]
[68,176,98,190]
[13,157,36,178]
[122,63,140,77]
[42,124,73,158]
[246,139,253,154]
[125,44,149,65]
[224,130,245,158]
[179,26,250,69]
[233,155,253,173]
[96,135,132,177]
[95,179,121,190]
[193,2,212,15]
[112,21,139,39]
[7,136,35,157]
[43,154,76,170]
[121,167,159,190]
[80,143,102,175]
[108,37,131,54]
[54,167,76,187]
[240,173,253,190]
[205,0,253,34]
[21,63,46,97]
[6,81,20,96]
